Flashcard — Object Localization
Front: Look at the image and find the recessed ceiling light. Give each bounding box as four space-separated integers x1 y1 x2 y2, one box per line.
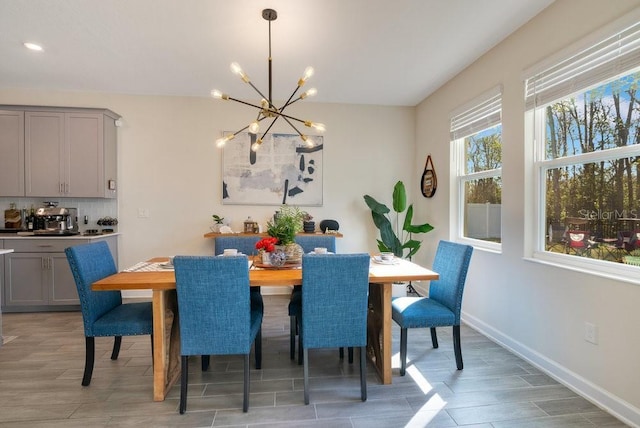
24 42 44 52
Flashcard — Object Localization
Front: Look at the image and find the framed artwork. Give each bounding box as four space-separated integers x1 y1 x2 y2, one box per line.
222 132 323 206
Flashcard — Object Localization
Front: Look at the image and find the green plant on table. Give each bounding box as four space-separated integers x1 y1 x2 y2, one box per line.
212 214 224 224
266 205 304 245
364 180 434 258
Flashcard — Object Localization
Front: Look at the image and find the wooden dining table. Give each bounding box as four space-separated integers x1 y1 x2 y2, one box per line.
92 256 438 401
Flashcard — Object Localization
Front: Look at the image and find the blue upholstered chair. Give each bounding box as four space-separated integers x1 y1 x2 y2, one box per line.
173 255 263 414
391 241 473 375
288 235 337 363
65 241 153 386
301 253 369 404
212 236 264 370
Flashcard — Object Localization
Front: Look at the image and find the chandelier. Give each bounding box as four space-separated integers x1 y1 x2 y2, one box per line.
212 8 325 152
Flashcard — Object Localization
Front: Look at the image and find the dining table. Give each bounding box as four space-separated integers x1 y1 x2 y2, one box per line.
92 255 438 401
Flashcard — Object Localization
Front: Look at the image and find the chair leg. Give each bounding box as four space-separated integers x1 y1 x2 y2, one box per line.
289 316 296 360
348 347 354 364
150 335 154 368
359 346 367 401
201 355 210 371
82 336 95 386
399 328 407 376
297 321 303 365
453 325 463 370
179 355 188 414
110 336 122 360
339 347 344 359
243 354 250 412
255 328 262 370
430 327 439 348
303 348 310 405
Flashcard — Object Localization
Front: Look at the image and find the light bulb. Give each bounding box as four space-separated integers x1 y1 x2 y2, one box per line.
24 42 43 51
304 121 326 132
216 134 235 148
249 121 260 134
230 62 249 82
301 135 314 148
300 88 317 99
298 66 315 86
211 89 229 100
251 139 263 152
312 122 326 132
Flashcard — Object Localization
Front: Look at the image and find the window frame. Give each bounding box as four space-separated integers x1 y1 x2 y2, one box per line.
524 10 640 284
450 86 503 252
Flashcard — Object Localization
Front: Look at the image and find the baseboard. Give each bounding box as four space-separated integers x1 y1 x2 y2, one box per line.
462 312 640 427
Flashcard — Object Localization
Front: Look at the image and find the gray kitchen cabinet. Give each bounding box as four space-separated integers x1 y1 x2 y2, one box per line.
2 235 118 312
0 110 25 196
0 105 119 198
25 109 119 198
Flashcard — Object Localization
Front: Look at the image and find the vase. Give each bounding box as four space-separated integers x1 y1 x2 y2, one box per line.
275 243 303 262
261 251 270 264
269 249 286 267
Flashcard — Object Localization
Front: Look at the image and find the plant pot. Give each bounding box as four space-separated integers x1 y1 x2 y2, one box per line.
303 221 315 233
279 243 303 262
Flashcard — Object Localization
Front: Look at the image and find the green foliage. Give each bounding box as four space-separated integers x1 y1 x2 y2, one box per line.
266 205 304 245
364 181 434 258
212 214 224 224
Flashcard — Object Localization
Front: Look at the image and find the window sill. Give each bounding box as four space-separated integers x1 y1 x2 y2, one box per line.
525 251 640 286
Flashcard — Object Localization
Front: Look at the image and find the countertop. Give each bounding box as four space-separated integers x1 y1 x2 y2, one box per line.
0 232 121 240
0 249 14 255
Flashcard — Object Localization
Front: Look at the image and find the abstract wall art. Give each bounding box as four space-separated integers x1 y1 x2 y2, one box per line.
222 132 323 206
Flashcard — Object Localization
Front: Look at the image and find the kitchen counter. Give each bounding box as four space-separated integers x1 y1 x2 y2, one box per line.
0 232 120 240
0 249 14 255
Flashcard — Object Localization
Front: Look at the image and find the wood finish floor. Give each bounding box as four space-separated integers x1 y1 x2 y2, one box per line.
0 294 628 427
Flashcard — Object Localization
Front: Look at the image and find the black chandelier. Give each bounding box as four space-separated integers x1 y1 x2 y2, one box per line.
212 8 325 152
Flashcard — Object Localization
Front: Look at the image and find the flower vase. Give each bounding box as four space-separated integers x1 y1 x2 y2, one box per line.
269 249 286 267
283 242 303 263
261 251 271 264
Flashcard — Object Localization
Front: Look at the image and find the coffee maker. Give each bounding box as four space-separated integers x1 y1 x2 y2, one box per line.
33 202 79 235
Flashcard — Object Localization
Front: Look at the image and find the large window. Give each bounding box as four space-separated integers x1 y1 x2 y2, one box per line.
526 15 640 277
451 87 502 249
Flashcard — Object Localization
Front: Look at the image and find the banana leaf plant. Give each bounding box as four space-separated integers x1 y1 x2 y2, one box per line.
364 181 434 258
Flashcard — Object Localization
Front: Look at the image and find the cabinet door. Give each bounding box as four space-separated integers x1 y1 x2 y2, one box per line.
25 112 65 197
4 253 48 306
66 113 104 197
0 110 25 196
49 253 79 305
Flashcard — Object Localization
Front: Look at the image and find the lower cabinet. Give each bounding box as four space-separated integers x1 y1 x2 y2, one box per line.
2 235 118 312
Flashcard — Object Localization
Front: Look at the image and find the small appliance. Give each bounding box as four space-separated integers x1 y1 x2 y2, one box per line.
33 204 79 235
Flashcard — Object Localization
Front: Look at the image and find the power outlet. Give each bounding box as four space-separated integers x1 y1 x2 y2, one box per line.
584 322 598 344
137 208 150 218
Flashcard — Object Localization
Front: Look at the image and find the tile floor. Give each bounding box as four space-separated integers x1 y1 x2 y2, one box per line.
0 295 629 427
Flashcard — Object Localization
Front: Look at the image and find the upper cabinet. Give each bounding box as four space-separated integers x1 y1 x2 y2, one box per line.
0 110 25 196
0 106 120 198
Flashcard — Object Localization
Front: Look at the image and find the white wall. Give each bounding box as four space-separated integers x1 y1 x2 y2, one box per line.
0 88 417 273
414 0 640 425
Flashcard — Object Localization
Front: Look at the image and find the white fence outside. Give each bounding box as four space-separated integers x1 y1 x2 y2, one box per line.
466 203 501 240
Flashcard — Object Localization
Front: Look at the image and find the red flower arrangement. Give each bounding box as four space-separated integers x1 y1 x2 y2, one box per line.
255 236 279 253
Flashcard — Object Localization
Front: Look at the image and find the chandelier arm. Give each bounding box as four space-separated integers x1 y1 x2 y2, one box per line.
246 82 273 107
274 111 306 125
280 86 302 112
281 116 305 138
280 95 304 110
227 97 266 110
258 117 281 143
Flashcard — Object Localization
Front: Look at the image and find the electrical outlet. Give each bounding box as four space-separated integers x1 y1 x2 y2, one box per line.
584 322 598 344
137 208 150 218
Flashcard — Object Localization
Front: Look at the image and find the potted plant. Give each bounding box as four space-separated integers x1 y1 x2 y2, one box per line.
266 205 305 261
302 211 315 233
211 214 225 233
364 180 434 258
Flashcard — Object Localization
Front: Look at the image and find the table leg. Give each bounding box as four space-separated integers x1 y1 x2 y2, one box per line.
152 289 181 401
367 282 392 384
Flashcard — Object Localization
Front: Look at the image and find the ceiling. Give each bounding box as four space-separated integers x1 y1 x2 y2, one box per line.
0 0 554 107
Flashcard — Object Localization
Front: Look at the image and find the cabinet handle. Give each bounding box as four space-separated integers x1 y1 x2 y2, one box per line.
59 182 63 193
37 244 53 248
65 182 69 194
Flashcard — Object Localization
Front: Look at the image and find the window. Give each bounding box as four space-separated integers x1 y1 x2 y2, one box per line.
451 87 502 250
525 13 640 278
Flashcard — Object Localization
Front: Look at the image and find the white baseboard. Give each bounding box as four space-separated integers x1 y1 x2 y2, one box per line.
462 312 640 428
